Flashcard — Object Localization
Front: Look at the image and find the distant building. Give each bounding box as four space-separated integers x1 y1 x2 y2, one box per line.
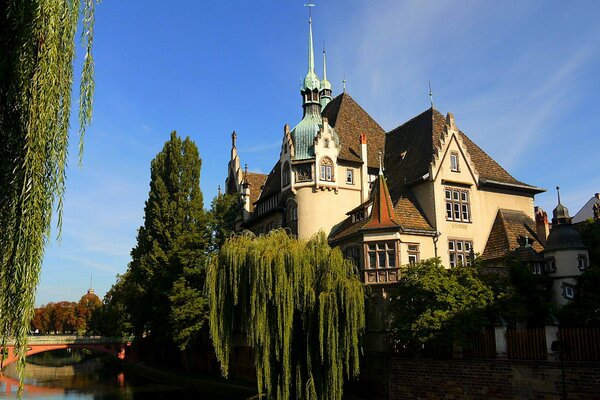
572 193 600 224
224 14 588 305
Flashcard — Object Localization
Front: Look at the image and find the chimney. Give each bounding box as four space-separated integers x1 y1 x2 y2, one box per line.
535 206 549 246
360 133 369 203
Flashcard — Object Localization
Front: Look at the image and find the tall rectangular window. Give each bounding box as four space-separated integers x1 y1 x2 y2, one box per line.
346 169 354 184
320 165 333 181
450 152 459 172
407 244 419 265
448 239 472 267
445 188 470 222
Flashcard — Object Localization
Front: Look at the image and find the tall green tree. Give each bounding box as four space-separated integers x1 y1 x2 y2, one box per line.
124 132 210 346
389 258 493 349
207 230 365 400
0 0 97 378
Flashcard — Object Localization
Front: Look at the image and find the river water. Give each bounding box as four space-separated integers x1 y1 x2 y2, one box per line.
0 349 250 399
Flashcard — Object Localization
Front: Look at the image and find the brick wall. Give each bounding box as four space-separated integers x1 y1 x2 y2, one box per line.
388 357 600 400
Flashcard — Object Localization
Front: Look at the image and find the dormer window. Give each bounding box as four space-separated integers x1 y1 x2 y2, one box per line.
320 157 334 181
351 209 365 223
450 152 459 172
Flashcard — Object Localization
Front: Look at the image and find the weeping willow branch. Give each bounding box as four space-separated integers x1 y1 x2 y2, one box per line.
207 230 365 400
0 0 98 385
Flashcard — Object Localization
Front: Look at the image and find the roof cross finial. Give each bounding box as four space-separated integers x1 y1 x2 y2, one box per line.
304 1 315 19
556 186 562 205
378 149 384 176
429 81 434 109
343 74 346 92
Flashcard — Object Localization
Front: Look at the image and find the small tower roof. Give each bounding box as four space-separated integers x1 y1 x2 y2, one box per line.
321 48 332 90
547 186 585 251
363 154 400 230
552 186 571 224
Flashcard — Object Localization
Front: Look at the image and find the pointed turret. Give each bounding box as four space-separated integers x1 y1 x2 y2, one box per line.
363 151 400 230
302 17 320 94
291 15 323 160
320 48 333 109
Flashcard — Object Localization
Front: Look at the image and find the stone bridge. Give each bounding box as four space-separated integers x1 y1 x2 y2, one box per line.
0 335 134 368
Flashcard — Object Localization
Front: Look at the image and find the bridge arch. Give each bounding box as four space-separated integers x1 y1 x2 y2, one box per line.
1 336 132 368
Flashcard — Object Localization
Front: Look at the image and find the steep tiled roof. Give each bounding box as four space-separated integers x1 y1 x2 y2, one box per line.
322 93 385 168
384 108 539 198
244 172 268 211
255 161 281 204
481 209 544 261
393 186 435 232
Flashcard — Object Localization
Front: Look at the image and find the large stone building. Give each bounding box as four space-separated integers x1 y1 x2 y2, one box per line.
225 15 588 304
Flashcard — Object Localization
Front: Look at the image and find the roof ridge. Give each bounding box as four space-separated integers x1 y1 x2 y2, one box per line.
387 108 434 135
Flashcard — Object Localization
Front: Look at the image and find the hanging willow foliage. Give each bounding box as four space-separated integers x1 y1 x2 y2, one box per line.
0 0 97 382
207 230 365 400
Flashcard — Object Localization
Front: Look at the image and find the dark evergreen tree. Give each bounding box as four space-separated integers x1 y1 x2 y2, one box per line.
124 131 210 345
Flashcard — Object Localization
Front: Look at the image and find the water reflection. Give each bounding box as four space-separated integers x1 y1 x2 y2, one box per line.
0 349 243 399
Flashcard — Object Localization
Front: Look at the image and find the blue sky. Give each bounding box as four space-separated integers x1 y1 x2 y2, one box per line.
38 1 600 305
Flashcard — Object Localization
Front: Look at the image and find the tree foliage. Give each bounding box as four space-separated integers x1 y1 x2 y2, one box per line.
91 273 134 337
0 0 97 378
389 258 493 348
208 192 242 252
108 132 210 348
31 292 101 335
207 230 365 400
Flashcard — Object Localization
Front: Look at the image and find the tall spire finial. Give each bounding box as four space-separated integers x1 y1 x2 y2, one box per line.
323 45 327 81
429 81 434 109
343 74 346 92
231 131 237 149
556 186 561 205
305 2 315 74
218 185 222 197
378 149 384 176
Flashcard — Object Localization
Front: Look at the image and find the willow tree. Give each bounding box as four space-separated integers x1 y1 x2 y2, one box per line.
0 0 97 377
207 230 365 400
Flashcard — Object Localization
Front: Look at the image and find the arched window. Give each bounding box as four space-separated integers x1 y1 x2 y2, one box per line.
319 157 334 182
282 162 291 187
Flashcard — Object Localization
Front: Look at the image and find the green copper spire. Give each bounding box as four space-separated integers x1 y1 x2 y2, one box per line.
321 48 331 90
303 17 320 91
320 47 333 109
